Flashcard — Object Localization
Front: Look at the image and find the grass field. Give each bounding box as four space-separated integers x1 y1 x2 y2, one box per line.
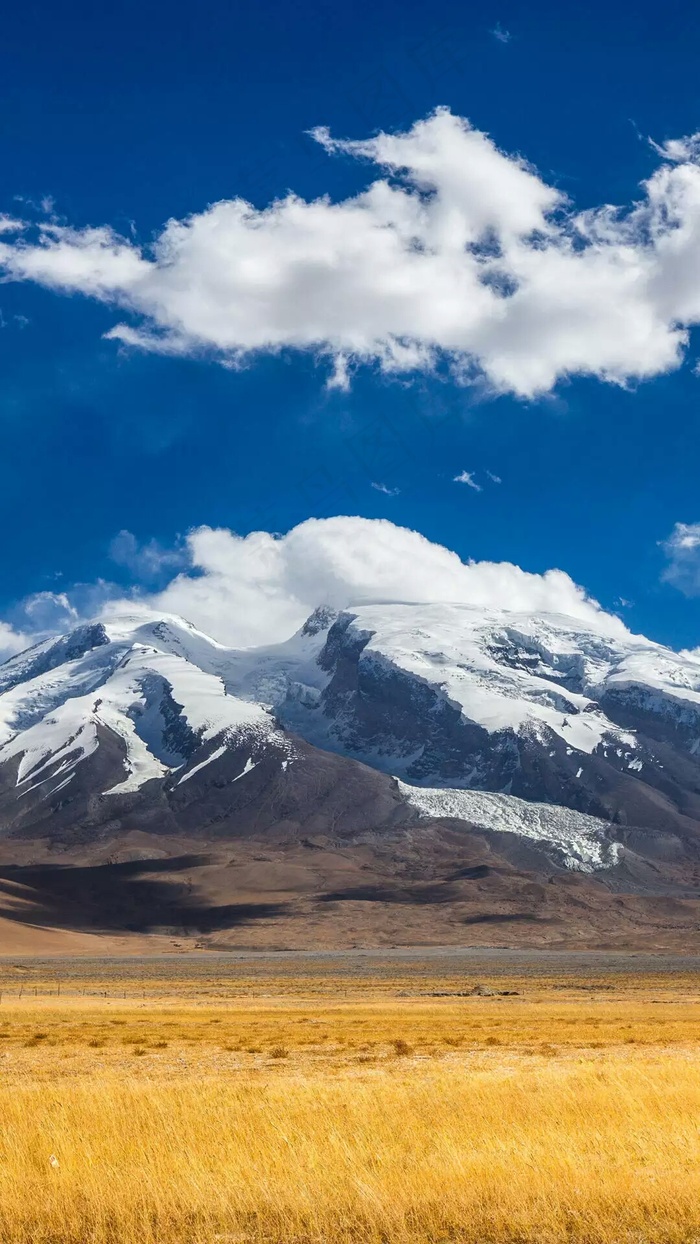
2 955 700 1243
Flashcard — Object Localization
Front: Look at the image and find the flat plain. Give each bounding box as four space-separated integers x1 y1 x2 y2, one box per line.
2 948 700 1244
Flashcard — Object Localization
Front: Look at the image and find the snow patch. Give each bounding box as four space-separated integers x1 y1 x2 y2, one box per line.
177 744 228 785
232 757 257 783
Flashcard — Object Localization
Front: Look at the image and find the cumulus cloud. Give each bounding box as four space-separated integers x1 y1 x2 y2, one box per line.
3 109 700 397
130 516 628 647
0 518 627 654
661 521 700 595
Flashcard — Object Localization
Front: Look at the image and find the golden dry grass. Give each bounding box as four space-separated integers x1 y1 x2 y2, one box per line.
2 967 700 1242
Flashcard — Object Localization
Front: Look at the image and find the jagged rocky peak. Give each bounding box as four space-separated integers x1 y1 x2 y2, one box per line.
300 604 338 636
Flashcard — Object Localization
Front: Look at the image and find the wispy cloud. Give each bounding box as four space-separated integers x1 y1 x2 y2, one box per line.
660 521 700 595
109 529 189 585
371 482 400 496
486 470 502 484
491 22 511 43
22 591 79 630
0 309 30 330
453 470 482 491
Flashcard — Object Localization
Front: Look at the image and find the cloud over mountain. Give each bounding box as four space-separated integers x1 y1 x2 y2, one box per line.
133 516 627 648
0 620 28 664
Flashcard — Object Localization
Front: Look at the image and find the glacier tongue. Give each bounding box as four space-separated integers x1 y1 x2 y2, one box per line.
397 781 622 872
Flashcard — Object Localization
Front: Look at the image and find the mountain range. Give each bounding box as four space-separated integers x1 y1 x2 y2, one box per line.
2 601 700 951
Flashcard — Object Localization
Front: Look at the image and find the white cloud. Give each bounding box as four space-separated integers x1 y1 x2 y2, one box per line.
454 470 482 490
649 135 700 163
8 581 125 643
661 521 700 594
3 109 700 397
0 620 29 663
486 470 502 484
0 517 629 655
22 591 79 631
134 516 628 647
371 482 400 496
0 216 23 235
491 23 511 43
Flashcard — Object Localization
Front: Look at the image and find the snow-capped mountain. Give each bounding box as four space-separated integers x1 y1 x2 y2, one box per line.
251 601 700 764
225 603 700 837
0 609 408 848
2 601 700 878
0 612 284 796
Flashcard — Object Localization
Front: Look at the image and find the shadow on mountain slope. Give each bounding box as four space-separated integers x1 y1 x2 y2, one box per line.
0 856 289 933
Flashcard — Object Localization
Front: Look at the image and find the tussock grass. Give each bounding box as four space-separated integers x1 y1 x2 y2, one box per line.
1 972 700 1241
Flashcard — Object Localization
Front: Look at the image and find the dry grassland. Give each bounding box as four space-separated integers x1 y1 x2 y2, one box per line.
1 959 700 1243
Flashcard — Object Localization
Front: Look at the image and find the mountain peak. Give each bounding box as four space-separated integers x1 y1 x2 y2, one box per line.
300 605 338 637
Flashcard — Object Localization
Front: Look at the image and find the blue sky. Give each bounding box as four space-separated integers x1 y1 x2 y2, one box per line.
1 0 700 651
